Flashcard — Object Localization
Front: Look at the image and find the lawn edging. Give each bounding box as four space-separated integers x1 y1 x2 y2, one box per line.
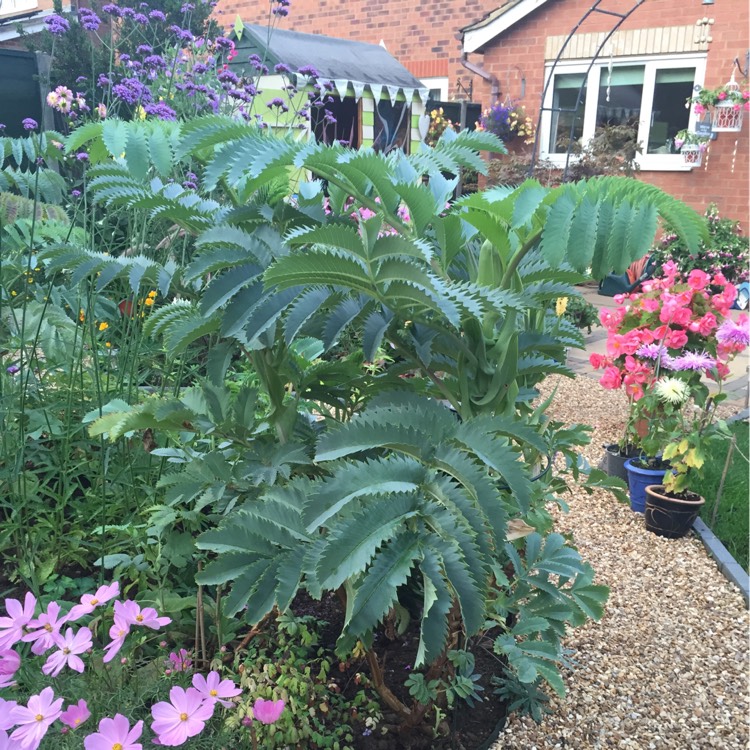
692 408 749 607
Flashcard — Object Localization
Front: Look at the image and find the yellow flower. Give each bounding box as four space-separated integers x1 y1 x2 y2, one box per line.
10 291 17 297
144 297 154 307
105 342 112 348
555 297 569 316
135 105 146 121
99 321 109 332
147 290 157 298
79 309 85 323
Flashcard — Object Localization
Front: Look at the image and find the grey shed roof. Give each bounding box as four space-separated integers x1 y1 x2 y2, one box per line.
231 24 426 95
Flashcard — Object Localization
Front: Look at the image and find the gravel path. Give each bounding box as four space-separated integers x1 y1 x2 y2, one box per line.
493 375 749 750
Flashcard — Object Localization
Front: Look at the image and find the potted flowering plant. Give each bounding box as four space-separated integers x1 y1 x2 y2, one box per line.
590 261 749 521
689 76 749 132
476 99 535 144
673 129 710 167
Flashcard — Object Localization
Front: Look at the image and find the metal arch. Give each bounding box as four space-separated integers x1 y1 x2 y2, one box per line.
527 0 647 181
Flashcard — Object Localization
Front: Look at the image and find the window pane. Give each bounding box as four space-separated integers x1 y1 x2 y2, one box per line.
596 65 644 132
549 73 586 153
647 67 695 154
373 99 410 154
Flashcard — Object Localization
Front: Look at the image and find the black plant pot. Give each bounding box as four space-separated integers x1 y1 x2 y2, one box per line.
644 484 705 539
601 443 639 481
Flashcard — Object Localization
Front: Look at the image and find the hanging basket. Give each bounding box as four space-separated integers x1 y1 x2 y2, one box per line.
680 144 704 167
711 101 744 132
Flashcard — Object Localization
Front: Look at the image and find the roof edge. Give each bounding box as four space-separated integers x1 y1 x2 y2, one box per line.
462 0 554 54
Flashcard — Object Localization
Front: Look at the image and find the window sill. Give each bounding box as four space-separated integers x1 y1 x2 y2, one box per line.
540 154 697 173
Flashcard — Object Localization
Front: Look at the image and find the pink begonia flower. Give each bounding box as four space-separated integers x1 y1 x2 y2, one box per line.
665 328 688 350
599 365 622 390
167 648 192 673
192 671 242 708
0 650 21 689
67 582 119 622
9 687 63 749
116 600 171 630
687 269 710 291
717 91 727 100
83 714 143 750
60 699 91 730
0 593 37 650
42 626 92 677
252 697 285 724
0 698 18 730
102 618 130 664
22 601 68 655
150 686 214 746
693 103 706 115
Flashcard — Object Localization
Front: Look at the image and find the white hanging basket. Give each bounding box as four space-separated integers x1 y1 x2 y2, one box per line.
681 144 704 167
711 101 744 132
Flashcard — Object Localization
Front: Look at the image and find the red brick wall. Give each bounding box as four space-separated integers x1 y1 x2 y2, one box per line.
214 0 499 98
477 0 749 227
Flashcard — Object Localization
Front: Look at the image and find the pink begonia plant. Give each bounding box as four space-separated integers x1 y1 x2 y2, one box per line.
60 699 91 730
150 686 214 746
83 714 143 750
9 687 63 749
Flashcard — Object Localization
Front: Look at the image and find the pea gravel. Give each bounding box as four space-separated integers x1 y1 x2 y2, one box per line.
493 375 750 750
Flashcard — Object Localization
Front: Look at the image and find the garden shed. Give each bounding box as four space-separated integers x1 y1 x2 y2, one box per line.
229 23 429 153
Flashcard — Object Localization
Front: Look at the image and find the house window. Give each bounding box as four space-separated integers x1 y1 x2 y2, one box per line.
541 55 706 170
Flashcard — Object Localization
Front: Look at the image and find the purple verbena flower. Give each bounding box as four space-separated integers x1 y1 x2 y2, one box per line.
267 97 285 108
102 3 122 16
149 9 167 21
143 54 167 69
97 73 112 87
6 365 20 375
274 62 292 75
22 118 37 131
76 152 89 162
78 7 101 30
112 78 152 105
136 44 153 54
144 101 177 120
45 14 70 35
298 64 320 77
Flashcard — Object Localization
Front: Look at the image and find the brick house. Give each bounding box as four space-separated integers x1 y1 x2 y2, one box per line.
461 0 749 225
219 0 748 225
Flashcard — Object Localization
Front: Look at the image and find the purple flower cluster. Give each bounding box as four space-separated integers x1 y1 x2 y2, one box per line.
112 77 152 106
272 0 291 16
78 7 101 31
45 14 70 35
144 102 177 121
22 118 38 131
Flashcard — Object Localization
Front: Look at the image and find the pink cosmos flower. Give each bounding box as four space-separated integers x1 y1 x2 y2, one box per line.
150 686 214 746
0 650 20 689
0 729 22 750
116 600 171 630
252 697 285 724
60 699 91 730
192 671 242 708
22 601 68 655
84 714 143 750
9 687 63 749
67 582 119 622
102 618 130 664
0 593 37 650
0 698 18 730
167 648 192 673
42 626 92 677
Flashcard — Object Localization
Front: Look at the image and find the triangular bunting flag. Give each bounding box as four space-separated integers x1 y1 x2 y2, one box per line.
369 83 383 103
333 79 350 100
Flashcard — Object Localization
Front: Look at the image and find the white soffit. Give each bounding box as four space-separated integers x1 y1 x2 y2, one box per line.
463 0 553 54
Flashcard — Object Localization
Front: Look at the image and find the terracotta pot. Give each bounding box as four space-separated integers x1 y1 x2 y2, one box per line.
644 484 705 539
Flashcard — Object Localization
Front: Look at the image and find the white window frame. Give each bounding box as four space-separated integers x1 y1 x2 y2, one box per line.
420 77 449 101
539 53 707 172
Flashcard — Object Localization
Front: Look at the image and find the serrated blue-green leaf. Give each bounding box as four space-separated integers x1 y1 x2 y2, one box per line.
395 182 437 235
317 494 418 590
362 309 393 361
346 532 421 636
607 200 634 274
285 224 366 258
242 287 301 346
222 560 273 617
322 297 365 349
510 180 548 228
124 126 149 181
305 456 426 530
265 250 373 293
128 261 148 293
196 516 276 555
416 546 453 667
568 577 608 622
284 287 333 344
625 202 658 265
511 615 553 636
440 543 484 635
217 281 264 339
539 191 577 268
148 126 173 177
200 264 261 317
567 195 599 270
196 552 259 585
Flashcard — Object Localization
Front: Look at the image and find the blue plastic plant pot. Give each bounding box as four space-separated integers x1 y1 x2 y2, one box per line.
624 458 668 513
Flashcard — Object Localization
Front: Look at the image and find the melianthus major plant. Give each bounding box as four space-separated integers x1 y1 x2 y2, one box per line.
23 112 703 738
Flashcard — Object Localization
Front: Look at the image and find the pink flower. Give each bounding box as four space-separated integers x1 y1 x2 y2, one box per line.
22 601 68 655
102 618 130 664
665 329 688 349
641 297 660 313
252 697 285 725
687 269 710 291
0 698 18 730
693 103 706 116
167 649 192 673
599 365 622 390
42 626 92 677
84 714 143 750
150 686 214 746
9 687 63 750
60 700 91 730
744 101 750 111
0 593 37 650
717 91 727 100
192 671 242 708
589 352 606 369
67 582 119 622
116 600 171 630
0 650 20 689
0 729 21 749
